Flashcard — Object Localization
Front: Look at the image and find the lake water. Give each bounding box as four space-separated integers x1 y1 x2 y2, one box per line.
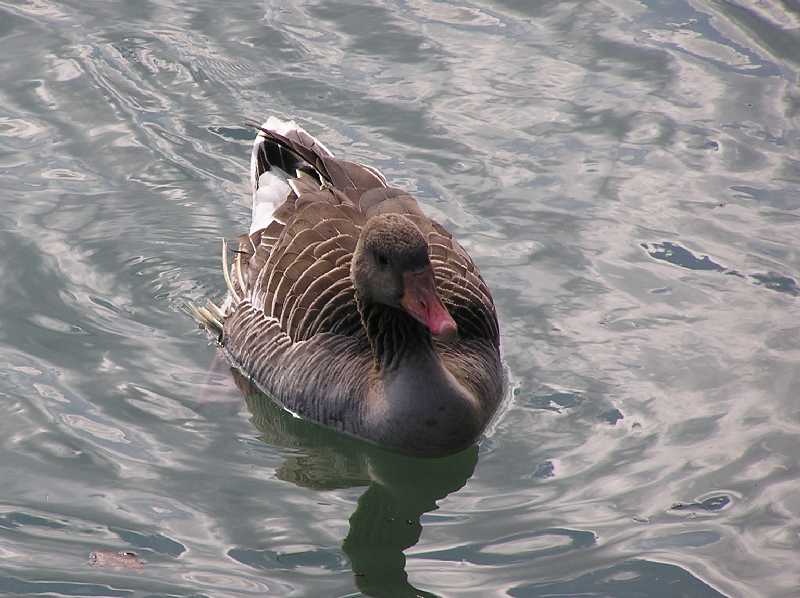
1 0 799 596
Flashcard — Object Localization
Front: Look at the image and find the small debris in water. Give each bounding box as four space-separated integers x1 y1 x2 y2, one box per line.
670 494 732 513
533 460 555 479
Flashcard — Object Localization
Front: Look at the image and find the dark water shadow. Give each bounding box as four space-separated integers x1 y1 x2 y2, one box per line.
232 371 478 598
642 240 800 297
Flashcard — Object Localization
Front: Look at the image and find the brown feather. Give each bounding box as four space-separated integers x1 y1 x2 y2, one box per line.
209 118 503 457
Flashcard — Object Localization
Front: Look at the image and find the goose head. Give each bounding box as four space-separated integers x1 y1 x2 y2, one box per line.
352 214 457 340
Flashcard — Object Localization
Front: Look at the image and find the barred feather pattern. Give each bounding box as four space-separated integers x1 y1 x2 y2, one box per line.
194 117 503 455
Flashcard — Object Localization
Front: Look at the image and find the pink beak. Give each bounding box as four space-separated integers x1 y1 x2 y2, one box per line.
400 268 458 340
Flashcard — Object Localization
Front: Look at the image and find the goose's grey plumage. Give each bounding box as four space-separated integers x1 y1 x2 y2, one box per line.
195 117 503 456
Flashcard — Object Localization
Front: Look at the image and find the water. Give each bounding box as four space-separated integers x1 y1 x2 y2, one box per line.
1 0 799 596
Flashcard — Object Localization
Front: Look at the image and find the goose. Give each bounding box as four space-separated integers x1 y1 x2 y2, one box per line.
193 117 503 457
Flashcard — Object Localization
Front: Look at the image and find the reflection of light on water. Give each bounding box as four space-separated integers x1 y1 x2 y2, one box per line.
0 0 798 595
479 363 516 444
480 531 573 555
62 414 129 444
33 383 68 404
283 405 303 420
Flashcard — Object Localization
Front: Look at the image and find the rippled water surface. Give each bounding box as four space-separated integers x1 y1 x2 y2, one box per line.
2 0 800 596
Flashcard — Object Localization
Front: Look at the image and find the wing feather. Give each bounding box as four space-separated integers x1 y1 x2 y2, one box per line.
221 118 498 396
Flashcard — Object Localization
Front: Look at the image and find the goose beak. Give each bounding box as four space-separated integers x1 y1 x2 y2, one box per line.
401 269 458 340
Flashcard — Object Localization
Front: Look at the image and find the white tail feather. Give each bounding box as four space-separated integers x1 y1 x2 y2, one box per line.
249 116 334 234
251 172 290 232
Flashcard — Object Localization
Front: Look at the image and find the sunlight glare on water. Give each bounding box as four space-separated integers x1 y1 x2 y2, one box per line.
1 0 799 596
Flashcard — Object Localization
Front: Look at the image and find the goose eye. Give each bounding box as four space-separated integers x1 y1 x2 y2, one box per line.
376 253 389 267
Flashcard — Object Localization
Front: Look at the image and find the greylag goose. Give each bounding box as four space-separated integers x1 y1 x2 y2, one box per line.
194 117 503 456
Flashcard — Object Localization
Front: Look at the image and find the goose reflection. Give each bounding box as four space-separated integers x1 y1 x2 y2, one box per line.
233 370 478 597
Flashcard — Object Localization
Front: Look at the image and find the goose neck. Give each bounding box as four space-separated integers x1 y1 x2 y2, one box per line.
357 298 435 371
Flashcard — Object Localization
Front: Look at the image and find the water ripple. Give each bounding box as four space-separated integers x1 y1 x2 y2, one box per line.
0 0 799 595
